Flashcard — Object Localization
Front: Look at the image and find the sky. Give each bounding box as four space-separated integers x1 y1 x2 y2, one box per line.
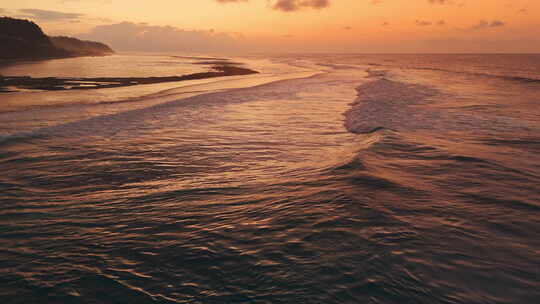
1 0 539 53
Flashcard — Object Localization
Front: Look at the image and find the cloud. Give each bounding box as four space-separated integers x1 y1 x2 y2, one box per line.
272 0 330 11
18 8 82 21
216 0 330 11
217 0 456 11
415 20 432 26
428 0 454 4
415 19 446 27
79 22 242 52
470 20 506 30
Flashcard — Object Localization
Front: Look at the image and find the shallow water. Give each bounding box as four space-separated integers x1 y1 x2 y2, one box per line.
1 54 539 303
0 54 215 78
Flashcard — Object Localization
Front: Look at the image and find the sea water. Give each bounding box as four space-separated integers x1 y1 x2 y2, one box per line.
1 53 539 303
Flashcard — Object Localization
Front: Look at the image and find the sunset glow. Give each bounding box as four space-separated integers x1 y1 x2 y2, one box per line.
2 0 539 53
2 0 540 302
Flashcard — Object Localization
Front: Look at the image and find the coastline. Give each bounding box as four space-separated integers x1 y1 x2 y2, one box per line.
0 65 258 93
0 55 317 115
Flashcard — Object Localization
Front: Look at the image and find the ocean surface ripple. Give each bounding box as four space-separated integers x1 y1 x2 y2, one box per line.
1 54 539 304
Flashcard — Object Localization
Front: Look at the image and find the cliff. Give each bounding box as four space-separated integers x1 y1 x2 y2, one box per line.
0 17 113 60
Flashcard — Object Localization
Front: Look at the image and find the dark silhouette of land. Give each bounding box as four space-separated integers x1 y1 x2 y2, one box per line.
0 17 113 61
0 66 258 93
0 17 259 93
49 36 114 57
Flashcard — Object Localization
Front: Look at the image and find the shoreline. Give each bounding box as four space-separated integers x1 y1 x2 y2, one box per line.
0 65 259 93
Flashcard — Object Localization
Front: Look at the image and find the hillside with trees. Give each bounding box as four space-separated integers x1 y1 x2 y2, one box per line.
0 17 113 60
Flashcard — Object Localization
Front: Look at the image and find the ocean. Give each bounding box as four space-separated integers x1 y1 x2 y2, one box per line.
1 53 539 303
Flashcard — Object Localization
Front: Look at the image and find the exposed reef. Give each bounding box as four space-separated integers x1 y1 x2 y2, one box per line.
0 66 259 93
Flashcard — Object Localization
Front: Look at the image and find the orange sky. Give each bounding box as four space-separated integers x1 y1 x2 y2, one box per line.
2 0 539 53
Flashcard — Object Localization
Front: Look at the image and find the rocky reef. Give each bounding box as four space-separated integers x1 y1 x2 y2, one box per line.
0 66 258 93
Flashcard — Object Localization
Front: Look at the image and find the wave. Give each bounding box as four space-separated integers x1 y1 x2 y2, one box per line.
413 66 540 84
0 69 324 142
344 67 540 136
0 131 44 146
340 59 540 84
365 69 388 78
344 77 439 134
316 63 362 70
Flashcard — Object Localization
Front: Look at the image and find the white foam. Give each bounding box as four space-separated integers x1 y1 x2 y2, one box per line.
344 77 438 134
